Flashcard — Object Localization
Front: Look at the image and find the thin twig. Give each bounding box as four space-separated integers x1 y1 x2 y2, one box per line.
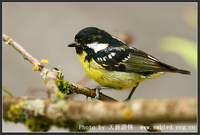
3 34 60 101
70 82 117 101
2 34 117 102
3 34 40 65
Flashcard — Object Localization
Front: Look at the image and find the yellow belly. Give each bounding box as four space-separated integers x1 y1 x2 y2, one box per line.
77 51 164 90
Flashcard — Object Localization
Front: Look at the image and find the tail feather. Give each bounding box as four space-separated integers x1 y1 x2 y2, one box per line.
158 62 191 75
176 69 191 75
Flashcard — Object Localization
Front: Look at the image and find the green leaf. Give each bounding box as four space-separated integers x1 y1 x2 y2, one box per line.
158 36 197 70
3 87 14 97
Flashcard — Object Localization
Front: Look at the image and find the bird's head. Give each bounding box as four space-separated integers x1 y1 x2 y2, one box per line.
68 27 125 54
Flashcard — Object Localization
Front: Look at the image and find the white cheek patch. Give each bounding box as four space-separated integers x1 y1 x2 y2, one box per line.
87 42 108 53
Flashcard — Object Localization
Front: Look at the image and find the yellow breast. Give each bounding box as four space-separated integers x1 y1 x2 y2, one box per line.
77 51 152 90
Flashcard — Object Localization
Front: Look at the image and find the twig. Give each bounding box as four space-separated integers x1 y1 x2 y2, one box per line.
3 34 40 65
69 82 117 101
63 74 90 99
2 34 117 102
3 34 60 102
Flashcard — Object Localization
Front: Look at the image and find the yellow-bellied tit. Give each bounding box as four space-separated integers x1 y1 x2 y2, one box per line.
68 27 190 100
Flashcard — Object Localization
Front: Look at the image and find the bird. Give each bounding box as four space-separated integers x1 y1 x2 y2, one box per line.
68 27 190 100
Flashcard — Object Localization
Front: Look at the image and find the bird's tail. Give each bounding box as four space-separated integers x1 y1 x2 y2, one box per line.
158 62 191 75
176 69 191 75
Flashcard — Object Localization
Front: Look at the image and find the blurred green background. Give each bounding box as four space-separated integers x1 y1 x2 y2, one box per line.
2 2 197 132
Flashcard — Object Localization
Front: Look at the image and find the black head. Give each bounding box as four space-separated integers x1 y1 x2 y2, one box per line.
68 27 113 47
76 27 113 44
68 27 127 56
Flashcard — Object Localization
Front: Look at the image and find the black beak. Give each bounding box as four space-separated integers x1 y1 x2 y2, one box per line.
68 41 81 47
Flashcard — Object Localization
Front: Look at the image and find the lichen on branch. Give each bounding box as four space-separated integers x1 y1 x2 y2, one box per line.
3 96 197 132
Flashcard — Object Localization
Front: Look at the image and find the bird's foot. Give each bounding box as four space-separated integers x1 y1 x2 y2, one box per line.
91 86 114 99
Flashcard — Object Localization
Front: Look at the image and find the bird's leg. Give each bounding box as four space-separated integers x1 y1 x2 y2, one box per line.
91 86 114 99
125 84 139 101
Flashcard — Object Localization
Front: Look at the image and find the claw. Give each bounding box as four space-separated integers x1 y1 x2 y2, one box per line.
90 86 115 99
95 88 100 99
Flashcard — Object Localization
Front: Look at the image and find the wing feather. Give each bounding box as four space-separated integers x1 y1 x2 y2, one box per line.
94 45 179 74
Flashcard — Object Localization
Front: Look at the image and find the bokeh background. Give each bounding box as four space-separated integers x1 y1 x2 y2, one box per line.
2 2 197 132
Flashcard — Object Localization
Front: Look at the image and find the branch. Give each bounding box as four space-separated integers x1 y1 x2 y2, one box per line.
3 96 197 131
69 82 117 101
3 34 40 65
2 34 116 102
2 34 59 101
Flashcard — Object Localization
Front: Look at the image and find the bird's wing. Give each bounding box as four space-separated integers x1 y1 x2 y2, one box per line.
94 45 178 74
